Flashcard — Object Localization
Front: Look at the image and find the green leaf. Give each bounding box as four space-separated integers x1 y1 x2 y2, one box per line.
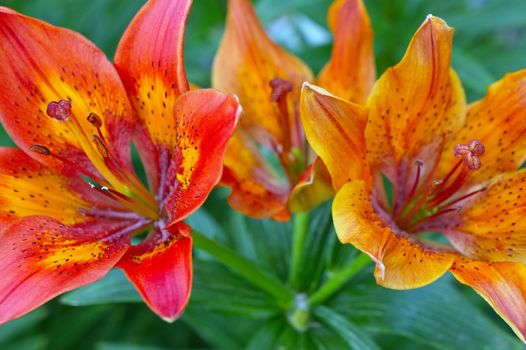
191 262 280 318
95 343 172 350
183 312 247 350
3 335 48 350
329 274 522 350
0 308 47 346
60 269 140 306
315 307 381 350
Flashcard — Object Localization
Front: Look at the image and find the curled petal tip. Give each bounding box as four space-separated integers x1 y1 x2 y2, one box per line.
161 316 179 323
302 82 332 97
423 14 452 30
232 94 243 125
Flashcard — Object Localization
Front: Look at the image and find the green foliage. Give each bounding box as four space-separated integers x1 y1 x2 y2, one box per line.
1 0 526 349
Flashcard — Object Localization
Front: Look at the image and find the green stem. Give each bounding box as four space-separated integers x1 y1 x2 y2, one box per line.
289 211 310 289
192 230 294 308
307 253 371 307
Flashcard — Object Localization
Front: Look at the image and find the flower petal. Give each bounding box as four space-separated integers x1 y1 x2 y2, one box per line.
118 222 192 322
212 0 313 146
0 7 134 172
440 70 526 184
289 157 334 213
450 258 526 342
365 16 466 174
444 170 526 262
115 0 190 98
300 83 370 191
114 0 192 191
0 148 94 226
0 216 130 324
333 180 454 289
222 132 291 221
316 0 375 104
162 89 240 223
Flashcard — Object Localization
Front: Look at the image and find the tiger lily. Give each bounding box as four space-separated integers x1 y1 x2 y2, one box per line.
301 15 526 341
213 0 375 220
0 0 239 324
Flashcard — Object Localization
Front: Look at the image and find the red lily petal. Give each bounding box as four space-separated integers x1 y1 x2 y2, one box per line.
0 147 96 226
162 89 239 223
118 222 192 322
115 0 190 98
0 7 134 173
317 0 375 104
451 258 526 342
222 131 291 221
114 0 191 192
0 216 130 324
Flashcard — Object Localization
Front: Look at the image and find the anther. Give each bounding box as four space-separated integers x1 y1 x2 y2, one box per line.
269 78 293 102
454 139 485 171
30 144 50 156
87 113 103 128
46 100 72 121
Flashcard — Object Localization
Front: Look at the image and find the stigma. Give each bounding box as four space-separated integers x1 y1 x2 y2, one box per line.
454 139 485 170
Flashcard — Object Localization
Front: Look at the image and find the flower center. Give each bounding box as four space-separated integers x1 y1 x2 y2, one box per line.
392 139 486 232
32 100 159 221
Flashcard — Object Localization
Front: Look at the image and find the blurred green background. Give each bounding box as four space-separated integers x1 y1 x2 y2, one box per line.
1 0 525 349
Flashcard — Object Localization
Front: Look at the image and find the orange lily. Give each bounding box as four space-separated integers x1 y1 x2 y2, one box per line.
301 14 526 341
0 0 239 323
212 0 375 220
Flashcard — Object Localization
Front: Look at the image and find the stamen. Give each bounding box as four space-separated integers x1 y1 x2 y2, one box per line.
87 112 103 128
269 77 298 183
44 100 160 220
46 100 72 121
32 143 106 185
408 160 423 200
396 139 486 231
93 135 110 158
410 207 460 230
440 187 487 209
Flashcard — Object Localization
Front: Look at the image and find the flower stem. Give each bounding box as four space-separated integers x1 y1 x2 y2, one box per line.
307 253 371 307
192 230 294 308
289 211 310 289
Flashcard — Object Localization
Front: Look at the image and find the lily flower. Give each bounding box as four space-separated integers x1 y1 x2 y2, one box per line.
301 15 526 341
213 0 375 220
0 0 239 324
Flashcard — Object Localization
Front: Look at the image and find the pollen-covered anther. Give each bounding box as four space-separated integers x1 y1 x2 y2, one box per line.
269 77 293 102
454 139 485 171
46 100 72 121
30 144 50 156
87 113 103 129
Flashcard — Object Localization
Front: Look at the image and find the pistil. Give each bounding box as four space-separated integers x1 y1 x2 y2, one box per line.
269 78 298 184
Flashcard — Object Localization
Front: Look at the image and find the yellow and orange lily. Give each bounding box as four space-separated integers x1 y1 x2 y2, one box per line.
0 0 239 323
213 0 375 220
301 14 526 341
